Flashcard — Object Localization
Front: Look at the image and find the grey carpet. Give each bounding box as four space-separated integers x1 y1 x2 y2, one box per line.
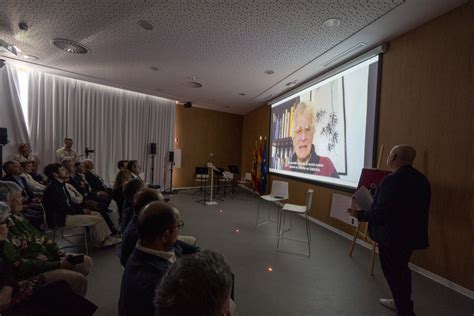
84 189 473 315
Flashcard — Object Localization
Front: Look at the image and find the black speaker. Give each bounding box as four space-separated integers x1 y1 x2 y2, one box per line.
183 102 192 109
168 151 174 162
150 143 157 155
0 128 7 145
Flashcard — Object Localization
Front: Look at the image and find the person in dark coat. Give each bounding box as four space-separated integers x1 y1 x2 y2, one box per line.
119 201 191 316
349 145 431 316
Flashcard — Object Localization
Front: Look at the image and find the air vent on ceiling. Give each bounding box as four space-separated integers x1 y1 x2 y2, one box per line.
51 38 89 54
187 81 202 88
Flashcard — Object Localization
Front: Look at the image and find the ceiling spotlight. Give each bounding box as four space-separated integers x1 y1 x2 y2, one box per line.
187 81 202 88
150 66 159 71
267 267 273 272
238 93 246 96
23 54 39 60
264 70 274 75
183 101 193 108
323 18 341 28
138 20 154 30
51 38 89 54
286 80 298 87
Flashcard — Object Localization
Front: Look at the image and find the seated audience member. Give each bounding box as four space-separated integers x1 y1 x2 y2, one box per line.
0 184 92 297
56 137 78 162
73 161 109 204
126 160 142 179
12 143 41 164
1 162 44 230
2 161 38 202
112 169 133 223
120 178 145 232
20 160 46 193
82 159 111 194
118 160 128 171
30 160 47 184
42 163 120 247
0 202 97 315
155 250 233 316
119 201 190 316
64 159 118 235
120 189 198 267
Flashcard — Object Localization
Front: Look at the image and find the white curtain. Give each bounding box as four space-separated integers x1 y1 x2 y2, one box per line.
0 65 30 162
27 70 176 186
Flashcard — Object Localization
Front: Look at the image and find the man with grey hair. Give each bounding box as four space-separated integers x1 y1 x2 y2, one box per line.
349 145 431 316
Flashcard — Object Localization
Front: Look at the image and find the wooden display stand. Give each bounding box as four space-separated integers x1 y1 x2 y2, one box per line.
349 145 391 275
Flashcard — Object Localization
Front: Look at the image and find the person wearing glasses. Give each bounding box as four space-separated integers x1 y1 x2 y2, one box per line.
120 189 199 267
119 201 196 316
286 102 339 178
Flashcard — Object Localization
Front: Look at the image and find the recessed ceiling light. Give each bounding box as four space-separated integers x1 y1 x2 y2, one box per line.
23 54 39 60
51 38 89 54
323 18 341 28
187 81 203 88
150 66 159 71
286 80 298 87
264 70 274 75
18 22 29 32
138 20 154 30
238 93 246 96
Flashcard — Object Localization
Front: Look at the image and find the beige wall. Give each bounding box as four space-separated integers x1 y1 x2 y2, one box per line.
174 104 243 188
241 2 473 290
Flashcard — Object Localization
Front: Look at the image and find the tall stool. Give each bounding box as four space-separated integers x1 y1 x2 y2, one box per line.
277 189 313 257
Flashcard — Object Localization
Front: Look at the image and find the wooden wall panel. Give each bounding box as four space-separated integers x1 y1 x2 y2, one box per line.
376 2 473 290
241 2 473 290
174 105 243 188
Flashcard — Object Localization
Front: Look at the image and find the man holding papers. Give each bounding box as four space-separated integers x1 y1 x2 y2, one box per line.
348 145 431 316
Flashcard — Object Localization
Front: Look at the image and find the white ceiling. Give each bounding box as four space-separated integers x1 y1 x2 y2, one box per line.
0 0 467 114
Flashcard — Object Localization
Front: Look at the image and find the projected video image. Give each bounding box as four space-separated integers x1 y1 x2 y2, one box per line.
269 56 379 189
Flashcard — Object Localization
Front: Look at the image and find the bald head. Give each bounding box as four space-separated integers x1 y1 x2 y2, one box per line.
137 201 180 243
387 145 416 170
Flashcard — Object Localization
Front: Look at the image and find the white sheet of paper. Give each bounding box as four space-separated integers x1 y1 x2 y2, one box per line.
352 186 373 211
330 194 357 226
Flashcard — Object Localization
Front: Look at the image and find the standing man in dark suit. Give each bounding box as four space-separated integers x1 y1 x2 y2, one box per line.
349 145 431 316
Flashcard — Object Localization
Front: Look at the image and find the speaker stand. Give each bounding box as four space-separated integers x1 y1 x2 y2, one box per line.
150 153 155 184
164 162 177 194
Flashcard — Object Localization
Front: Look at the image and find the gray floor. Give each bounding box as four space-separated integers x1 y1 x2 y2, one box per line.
84 189 473 316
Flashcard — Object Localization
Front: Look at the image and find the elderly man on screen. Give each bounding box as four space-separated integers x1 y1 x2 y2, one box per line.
348 145 430 316
286 102 339 178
